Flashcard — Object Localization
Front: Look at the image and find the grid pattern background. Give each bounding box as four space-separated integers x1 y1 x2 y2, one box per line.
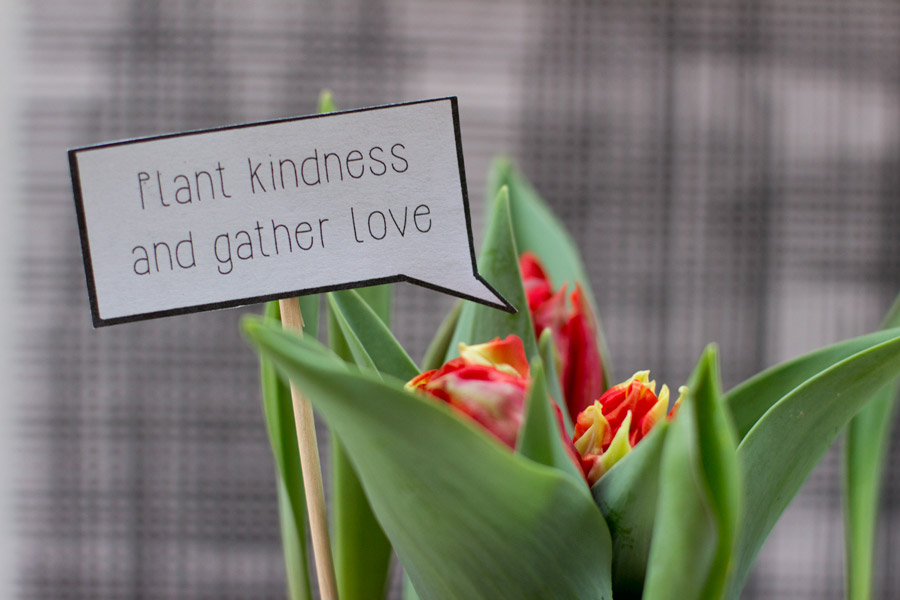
13 1 900 598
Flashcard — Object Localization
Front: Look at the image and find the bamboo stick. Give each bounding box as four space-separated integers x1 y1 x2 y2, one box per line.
278 297 339 600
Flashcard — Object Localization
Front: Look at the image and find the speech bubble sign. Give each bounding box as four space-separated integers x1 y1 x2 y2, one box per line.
69 97 513 327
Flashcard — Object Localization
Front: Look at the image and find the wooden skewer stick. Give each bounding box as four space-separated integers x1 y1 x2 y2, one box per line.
278 297 339 600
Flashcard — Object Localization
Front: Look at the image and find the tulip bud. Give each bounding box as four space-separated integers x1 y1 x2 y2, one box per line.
573 371 682 485
519 252 605 424
407 336 530 448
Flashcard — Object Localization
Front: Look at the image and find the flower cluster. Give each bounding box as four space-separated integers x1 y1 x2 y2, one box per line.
406 256 685 487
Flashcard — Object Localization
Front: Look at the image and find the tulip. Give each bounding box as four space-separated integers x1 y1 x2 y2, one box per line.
573 371 685 485
407 335 530 448
520 252 605 423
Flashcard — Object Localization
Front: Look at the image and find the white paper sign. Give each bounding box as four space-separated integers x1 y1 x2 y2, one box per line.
69 98 512 327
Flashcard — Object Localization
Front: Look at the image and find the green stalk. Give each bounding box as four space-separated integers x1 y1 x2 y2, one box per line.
261 299 315 600
843 291 900 600
277 475 312 600
328 284 393 600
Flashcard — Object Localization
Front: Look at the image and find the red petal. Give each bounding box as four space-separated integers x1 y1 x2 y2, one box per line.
561 285 605 424
460 335 531 378
519 251 551 283
573 406 596 440
413 362 528 449
407 368 439 389
630 384 659 423
598 387 630 430
532 285 570 334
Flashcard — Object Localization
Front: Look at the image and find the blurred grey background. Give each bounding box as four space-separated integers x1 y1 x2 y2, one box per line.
9 1 900 598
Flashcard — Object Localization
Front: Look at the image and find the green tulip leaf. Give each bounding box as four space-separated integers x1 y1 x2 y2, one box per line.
517 359 586 487
317 91 393 600
730 330 900 596
330 451 393 600
328 290 419 381
844 292 900 600
403 573 421 600
260 301 313 600
243 318 614 600
591 421 668 598
643 345 740 600
326 287 415 600
725 327 900 441
327 285 395 600
422 300 463 371
276 476 311 600
487 158 611 387
302 299 320 339
692 352 741 600
448 187 538 361
538 329 573 436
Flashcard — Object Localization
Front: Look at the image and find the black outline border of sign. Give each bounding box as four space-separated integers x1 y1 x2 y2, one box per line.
69 96 515 328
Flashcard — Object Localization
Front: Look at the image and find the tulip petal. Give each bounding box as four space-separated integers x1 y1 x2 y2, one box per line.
562 328 604 420
574 401 609 458
439 369 526 448
244 318 614 600
459 336 530 379
519 251 551 282
637 393 668 443
561 285 607 418
598 411 633 476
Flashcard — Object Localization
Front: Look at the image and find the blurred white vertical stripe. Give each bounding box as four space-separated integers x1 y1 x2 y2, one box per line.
0 0 22 597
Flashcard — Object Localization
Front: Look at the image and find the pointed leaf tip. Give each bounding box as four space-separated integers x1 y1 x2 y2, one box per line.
447 182 538 360
318 90 337 114
242 314 264 338
643 345 740 600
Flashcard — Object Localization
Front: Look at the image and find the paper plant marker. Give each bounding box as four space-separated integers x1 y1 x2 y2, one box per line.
69 97 512 327
278 297 339 600
68 97 514 600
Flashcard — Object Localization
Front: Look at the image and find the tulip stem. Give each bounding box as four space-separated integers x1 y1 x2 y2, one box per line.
278 297 340 600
